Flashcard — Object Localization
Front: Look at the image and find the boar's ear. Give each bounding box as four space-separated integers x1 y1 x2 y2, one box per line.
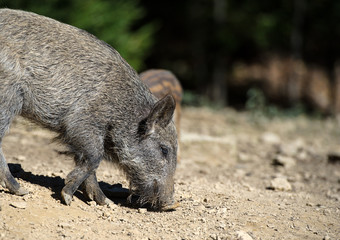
138 94 176 136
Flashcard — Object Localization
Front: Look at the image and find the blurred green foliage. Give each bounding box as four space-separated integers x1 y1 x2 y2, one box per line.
69 0 155 70
182 91 223 109
246 88 315 120
0 0 156 71
245 88 267 118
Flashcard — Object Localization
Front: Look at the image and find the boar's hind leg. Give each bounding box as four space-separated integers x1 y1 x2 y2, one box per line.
80 172 113 205
0 148 29 195
0 93 28 196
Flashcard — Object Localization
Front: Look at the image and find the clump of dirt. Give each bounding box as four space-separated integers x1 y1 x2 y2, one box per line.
1 107 339 239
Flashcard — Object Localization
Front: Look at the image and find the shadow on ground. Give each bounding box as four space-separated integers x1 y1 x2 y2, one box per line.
6 163 133 207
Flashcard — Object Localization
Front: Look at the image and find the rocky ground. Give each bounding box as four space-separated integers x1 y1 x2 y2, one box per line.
0 107 339 240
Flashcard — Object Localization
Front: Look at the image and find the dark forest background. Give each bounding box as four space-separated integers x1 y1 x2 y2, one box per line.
1 0 340 115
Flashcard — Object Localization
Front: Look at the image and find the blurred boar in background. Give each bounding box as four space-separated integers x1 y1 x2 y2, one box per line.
140 69 182 161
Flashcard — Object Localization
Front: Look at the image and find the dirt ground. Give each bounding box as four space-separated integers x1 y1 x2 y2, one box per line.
0 107 339 240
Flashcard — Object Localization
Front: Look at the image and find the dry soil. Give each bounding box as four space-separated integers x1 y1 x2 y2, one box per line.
0 107 339 240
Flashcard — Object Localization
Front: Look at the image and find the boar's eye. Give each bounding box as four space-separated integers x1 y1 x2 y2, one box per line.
160 145 169 158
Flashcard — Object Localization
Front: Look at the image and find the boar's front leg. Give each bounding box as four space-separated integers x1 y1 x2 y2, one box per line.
60 125 108 205
80 171 113 205
61 157 101 205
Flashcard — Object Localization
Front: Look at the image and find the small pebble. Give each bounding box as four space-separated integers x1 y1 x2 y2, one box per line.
235 231 253 240
260 132 281 145
273 155 296 169
102 211 110 218
238 152 252 163
280 140 304 156
10 201 27 209
107 203 117 210
16 155 27 162
269 177 292 191
138 208 147 213
323 209 331 216
197 205 206 211
58 222 72 229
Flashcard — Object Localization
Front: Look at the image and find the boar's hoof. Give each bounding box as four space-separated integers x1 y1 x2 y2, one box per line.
61 190 73 205
90 197 113 206
12 186 29 196
80 183 113 206
1 180 29 196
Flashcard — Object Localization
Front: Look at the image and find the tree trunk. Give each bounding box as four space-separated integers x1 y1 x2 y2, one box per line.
211 0 228 105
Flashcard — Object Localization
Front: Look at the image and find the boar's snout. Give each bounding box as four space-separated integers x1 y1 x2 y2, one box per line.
151 179 177 211
134 178 177 211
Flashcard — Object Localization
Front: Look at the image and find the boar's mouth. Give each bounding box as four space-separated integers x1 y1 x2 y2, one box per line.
160 201 180 211
128 179 177 211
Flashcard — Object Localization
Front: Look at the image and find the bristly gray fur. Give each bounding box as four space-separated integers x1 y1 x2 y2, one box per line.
0 9 177 210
